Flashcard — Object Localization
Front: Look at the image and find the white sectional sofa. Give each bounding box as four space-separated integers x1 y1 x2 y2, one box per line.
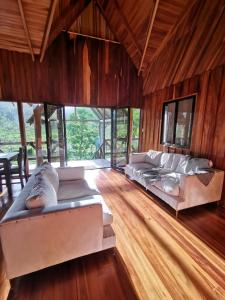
0 163 115 279
125 150 224 216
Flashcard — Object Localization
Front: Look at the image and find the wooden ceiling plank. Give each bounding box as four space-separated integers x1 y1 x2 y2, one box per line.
40 0 59 63
143 0 197 90
47 0 91 50
112 0 142 57
138 0 160 76
17 0 35 61
95 0 122 43
152 0 197 63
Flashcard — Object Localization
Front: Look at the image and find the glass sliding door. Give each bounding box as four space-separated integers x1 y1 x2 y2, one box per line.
44 104 66 167
111 108 129 168
131 108 141 152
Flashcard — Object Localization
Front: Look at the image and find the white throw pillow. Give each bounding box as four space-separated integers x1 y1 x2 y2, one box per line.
41 165 59 193
145 150 162 166
26 176 57 209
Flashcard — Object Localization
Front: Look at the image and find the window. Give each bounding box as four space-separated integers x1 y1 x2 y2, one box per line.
161 96 195 148
131 108 141 152
0 101 20 152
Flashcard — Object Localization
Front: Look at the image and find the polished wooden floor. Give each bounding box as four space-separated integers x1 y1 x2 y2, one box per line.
1 169 225 300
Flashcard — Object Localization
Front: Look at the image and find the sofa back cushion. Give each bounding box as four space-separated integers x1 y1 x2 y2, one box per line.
3 163 50 216
159 153 174 169
145 150 162 166
26 175 57 209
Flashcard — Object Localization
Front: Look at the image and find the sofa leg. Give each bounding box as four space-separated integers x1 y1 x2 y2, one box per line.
175 210 178 219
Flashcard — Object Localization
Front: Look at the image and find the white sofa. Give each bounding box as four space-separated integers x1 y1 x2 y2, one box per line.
125 150 224 216
0 163 115 279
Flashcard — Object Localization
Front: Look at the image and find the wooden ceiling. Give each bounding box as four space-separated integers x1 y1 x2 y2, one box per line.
0 0 224 95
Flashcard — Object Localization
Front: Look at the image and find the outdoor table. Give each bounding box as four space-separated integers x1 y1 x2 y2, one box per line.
0 152 19 197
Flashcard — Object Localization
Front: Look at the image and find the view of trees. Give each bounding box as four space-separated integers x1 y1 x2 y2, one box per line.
0 102 140 164
66 108 101 160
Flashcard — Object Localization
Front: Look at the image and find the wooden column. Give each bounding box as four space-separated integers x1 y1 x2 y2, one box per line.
34 106 43 166
57 108 65 167
17 102 29 176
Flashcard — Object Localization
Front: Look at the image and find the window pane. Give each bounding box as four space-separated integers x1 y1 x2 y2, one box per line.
23 103 47 168
162 102 175 144
65 107 101 161
131 108 140 152
175 98 194 147
0 102 20 152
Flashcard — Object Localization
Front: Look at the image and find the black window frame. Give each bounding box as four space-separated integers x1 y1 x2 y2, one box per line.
160 95 196 148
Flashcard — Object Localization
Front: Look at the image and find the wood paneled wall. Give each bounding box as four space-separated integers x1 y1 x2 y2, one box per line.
140 64 225 203
0 34 142 107
143 0 225 94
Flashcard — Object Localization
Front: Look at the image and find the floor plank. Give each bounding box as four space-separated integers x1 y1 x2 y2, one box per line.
8 249 137 300
94 169 225 300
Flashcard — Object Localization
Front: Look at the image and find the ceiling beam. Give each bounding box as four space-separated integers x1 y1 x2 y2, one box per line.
40 0 58 63
143 0 197 88
17 0 35 62
138 0 159 76
47 0 91 50
112 0 142 57
65 30 120 44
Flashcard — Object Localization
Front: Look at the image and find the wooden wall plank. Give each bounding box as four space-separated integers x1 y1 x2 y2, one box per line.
0 34 142 108
141 65 225 205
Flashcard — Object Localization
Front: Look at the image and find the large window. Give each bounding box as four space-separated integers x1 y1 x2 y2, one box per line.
161 96 195 148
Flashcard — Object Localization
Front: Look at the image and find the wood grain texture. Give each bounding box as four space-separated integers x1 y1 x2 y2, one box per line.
8 249 138 300
95 169 225 300
1 170 225 299
140 65 225 205
143 0 225 94
47 0 91 49
0 0 51 55
0 34 142 107
70 1 117 43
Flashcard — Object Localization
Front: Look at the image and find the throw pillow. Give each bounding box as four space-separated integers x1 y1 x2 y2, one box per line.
26 175 57 209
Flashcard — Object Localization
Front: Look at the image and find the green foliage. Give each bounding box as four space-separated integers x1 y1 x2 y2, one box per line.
66 108 100 160
0 103 141 161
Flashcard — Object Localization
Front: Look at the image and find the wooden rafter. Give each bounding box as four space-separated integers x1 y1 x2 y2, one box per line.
138 0 160 76
17 0 35 61
66 30 120 44
47 0 91 50
112 0 142 57
145 0 197 72
143 0 197 89
40 0 58 63
94 0 121 44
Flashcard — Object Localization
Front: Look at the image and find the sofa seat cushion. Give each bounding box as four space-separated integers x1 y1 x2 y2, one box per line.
59 195 113 226
57 179 99 201
151 173 181 196
130 162 154 171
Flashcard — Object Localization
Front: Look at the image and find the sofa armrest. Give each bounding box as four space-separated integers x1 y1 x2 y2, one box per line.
56 166 84 181
178 169 224 210
129 152 147 164
0 200 103 279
